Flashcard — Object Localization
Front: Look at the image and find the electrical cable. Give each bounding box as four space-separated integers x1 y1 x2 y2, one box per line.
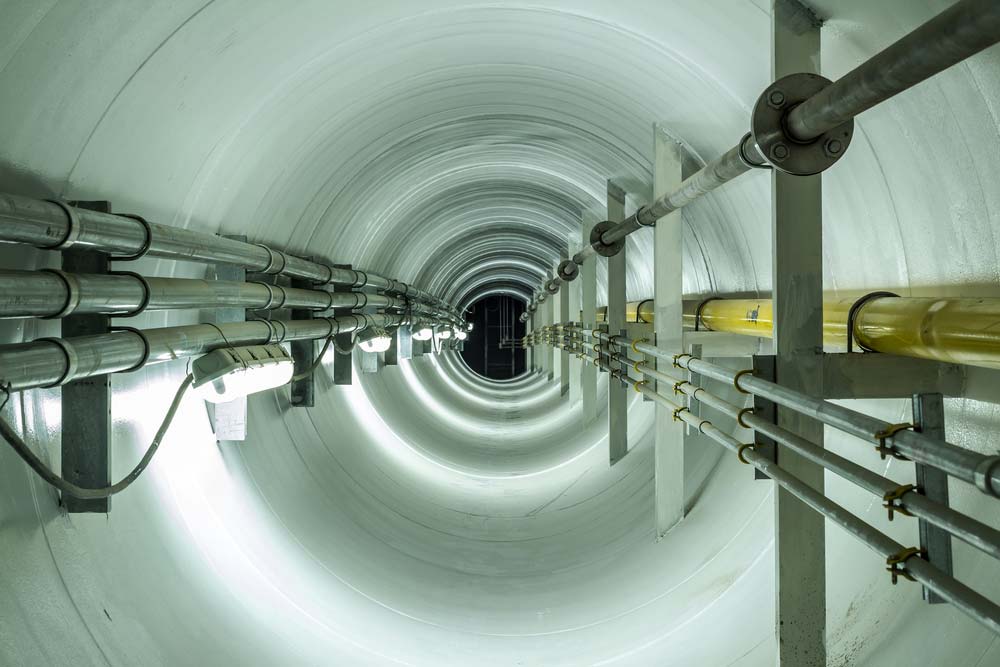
0 374 193 499
291 337 334 382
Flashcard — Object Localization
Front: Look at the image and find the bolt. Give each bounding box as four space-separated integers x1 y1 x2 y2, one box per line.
823 138 843 157
770 143 790 161
767 90 786 109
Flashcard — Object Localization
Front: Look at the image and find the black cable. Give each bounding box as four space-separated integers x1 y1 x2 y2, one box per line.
0 374 193 499
291 337 334 382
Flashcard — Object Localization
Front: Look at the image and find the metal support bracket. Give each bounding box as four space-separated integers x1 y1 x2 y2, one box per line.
751 355 777 481
289 263 316 407
912 393 953 604
332 263 354 385
60 200 112 513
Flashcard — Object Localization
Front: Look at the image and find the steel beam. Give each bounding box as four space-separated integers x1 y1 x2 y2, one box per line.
332 264 354 385
290 263 316 408
559 251 570 396
607 181 628 465
581 212 598 421
60 200 112 513
653 125 685 535
771 2 826 663
912 393 953 604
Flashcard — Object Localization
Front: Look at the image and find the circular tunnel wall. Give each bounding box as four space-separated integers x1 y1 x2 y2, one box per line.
1 1 999 665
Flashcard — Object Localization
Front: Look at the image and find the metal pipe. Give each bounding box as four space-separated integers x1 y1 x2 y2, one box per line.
675 353 1000 497
0 312 434 391
530 0 1000 309
0 269 431 318
631 359 1000 561
0 193 460 319
591 295 1000 371
571 343 1000 634
785 0 1000 141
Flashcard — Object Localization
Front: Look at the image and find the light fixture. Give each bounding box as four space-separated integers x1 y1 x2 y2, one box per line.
436 328 452 340
359 335 393 353
191 344 294 403
361 327 392 352
412 326 433 341
455 330 468 340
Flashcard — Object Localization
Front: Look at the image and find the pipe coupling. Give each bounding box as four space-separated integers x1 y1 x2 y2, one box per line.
39 269 82 319
37 337 79 387
41 200 82 250
974 456 1000 497
557 259 579 282
589 220 625 258
255 244 287 274
751 72 854 175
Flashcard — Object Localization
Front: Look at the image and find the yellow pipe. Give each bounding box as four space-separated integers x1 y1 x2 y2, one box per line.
584 296 1000 370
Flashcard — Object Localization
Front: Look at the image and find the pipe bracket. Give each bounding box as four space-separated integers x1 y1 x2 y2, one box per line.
974 456 1000 497
42 200 82 250
751 73 854 175
38 337 79 387
108 326 151 372
111 214 154 261
39 269 82 319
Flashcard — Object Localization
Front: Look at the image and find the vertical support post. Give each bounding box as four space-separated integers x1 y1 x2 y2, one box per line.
398 325 413 361
581 212 598 420
384 329 399 366
559 251 570 396
653 124 685 535
61 200 112 513
752 355 778 480
771 1 826 664
912 393 952 604
332 264 354 385
211 234 249 439
545 295 554 381
290 266 316 408
607 181 628 465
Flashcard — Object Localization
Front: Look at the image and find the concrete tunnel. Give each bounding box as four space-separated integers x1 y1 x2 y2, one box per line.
1 1 999 665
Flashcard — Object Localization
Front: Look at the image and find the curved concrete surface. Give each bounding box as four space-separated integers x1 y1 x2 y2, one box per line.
1 1 999 664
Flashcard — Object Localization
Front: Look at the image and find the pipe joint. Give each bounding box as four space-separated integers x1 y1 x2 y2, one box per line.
974 456 1000 498
751 73 854 175
589 220 625 258
37 337 79 387
39 269 82 319
41 200 82 250
556 259 579 282
255 244 288 274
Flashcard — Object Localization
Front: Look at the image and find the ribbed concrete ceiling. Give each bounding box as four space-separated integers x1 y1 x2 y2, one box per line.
1 1 999 665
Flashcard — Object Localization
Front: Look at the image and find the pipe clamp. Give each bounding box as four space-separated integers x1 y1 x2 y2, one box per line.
42 200 82 250
39 269 81 319
38 337 79 387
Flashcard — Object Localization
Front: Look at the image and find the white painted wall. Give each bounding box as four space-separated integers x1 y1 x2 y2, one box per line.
0 1 998 664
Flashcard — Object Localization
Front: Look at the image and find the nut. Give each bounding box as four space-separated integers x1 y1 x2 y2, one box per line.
767 90 786 109
770 143 790 162
823 138 843 157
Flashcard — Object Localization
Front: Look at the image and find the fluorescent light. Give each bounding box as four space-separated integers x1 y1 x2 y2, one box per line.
412 327 433 341
455 330 468 340
360 335 392 353
191 344 294 403
436 329 452 340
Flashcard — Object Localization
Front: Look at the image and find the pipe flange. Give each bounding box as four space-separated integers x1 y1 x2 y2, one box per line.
544 279 560 294
37 337 79 387
108 326 151 372
39 269 81 319
112 214 154 261
751 73 854 175
557 259 579 282
589 220 625 257
42 200 82 250
974 456 1000 497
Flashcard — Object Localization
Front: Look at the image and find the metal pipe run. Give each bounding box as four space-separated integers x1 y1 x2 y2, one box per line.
0 269 427 318
570 344 1000 636
0 193 460 319
0 312 432 391
573 295 1000 371
672 353 1000 498
629 359 1000 562
785 0 1000 141
527 0 1000 310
